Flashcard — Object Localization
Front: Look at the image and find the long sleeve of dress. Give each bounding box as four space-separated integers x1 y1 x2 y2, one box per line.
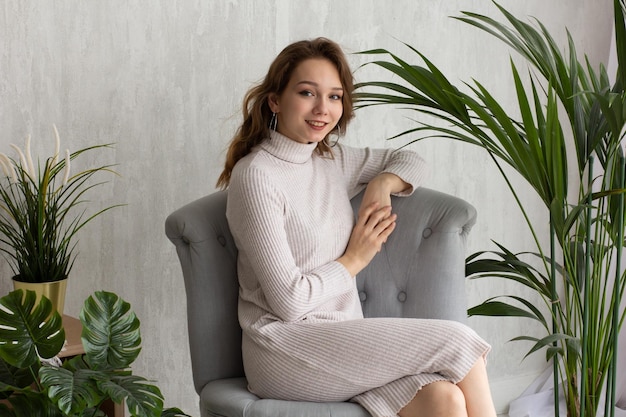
334 144 428 198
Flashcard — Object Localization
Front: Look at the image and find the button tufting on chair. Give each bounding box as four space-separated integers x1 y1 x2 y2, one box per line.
217 236 227 247
397 292 407 302
359 291 367 302
422 228 432 238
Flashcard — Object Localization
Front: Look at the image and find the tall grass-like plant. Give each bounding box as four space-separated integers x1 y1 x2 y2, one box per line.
354 1 626 416
0 125 121 283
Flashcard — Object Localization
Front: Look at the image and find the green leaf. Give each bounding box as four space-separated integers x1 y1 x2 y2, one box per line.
80 291 141 370
3 389 64 417
161 408 192 417
468 298 540 321
99 375 164 417
39 364 104 415
0 357 36 396
0 290 65 368
0 403 13 417
526 333 577 357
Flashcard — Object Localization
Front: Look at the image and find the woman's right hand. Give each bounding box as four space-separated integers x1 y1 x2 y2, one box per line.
337 202 397 277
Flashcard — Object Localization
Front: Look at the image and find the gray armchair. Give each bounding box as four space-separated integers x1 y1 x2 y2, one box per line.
165 187 477 417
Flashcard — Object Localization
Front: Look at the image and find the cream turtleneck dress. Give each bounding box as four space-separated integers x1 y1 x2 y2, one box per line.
226 131 490 417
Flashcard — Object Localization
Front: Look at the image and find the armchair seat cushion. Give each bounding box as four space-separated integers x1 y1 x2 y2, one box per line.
202 378 370 417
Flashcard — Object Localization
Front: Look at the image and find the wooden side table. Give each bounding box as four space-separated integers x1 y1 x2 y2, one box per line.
61 315 125 417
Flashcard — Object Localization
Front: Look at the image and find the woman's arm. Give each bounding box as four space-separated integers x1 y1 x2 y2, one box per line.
228 165 354 322
334 146 426 277
335 145 427 200
359 172 411 215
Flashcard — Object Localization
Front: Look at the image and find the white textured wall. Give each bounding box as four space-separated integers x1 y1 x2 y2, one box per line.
0 1 613 415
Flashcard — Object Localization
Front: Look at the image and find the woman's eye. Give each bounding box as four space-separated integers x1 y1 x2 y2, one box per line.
299 90 314 97
330 94 343 101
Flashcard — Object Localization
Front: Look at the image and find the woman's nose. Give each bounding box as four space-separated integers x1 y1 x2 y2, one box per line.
313 97 328 114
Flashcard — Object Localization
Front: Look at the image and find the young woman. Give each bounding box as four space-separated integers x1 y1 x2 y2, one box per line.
217 37 497 417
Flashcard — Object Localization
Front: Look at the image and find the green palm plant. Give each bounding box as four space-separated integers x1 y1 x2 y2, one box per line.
0 125 121 284
354 1 626 417
0 289 190 417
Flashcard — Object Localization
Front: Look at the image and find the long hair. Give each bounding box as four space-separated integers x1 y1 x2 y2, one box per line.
216 38 355 189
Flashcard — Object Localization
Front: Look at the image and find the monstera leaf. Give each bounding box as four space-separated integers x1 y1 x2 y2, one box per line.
39 358 105 415
0 356 36 398
0 290 189 417
100 374 164 417
80 291 141 370
0 389 64 417
0 290 65 368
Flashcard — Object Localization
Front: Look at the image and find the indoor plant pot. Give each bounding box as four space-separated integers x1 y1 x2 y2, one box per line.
0 125 121 314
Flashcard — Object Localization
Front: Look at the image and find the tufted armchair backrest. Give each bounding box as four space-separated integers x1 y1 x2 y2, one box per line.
165 188 477 395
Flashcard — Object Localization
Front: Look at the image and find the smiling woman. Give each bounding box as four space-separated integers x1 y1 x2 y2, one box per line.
267 58 344 145
214 37 497 417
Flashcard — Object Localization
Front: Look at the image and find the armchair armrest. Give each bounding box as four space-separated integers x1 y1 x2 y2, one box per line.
165 191 243 394
352 187 477 322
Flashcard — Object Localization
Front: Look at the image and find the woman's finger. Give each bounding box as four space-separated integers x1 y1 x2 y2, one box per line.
364 206 392 228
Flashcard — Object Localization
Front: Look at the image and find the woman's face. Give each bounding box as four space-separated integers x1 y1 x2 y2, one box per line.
269 58 344 145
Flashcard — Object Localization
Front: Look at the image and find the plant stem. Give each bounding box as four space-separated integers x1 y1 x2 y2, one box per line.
551 220 561 417
580 157 594 417
606 155 624 417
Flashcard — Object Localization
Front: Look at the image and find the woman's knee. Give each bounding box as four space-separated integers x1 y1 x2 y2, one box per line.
401 381 466 417
429 382 466 413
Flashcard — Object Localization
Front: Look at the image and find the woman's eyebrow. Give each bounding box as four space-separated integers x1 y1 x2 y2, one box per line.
296 80 343 91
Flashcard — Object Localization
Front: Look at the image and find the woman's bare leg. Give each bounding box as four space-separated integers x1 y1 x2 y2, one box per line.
398 381 467 417
398 358 496 417
456 357 497 417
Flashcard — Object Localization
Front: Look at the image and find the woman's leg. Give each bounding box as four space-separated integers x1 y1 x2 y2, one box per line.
399 358 496 417
399 381 467 417
456 357 497 417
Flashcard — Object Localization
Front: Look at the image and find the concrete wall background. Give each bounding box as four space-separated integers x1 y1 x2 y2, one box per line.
0 1 613 415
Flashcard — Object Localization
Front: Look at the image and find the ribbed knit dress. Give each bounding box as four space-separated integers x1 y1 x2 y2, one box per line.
226 131 491 417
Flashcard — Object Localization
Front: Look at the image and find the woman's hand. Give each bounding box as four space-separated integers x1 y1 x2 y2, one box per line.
358 173 410 217
337 202 397 277
338 173 409 277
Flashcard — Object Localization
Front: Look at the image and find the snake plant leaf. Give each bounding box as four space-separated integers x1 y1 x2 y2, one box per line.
99 374 164 417
39 364 104 415
80 291 141 370
0 290 65 368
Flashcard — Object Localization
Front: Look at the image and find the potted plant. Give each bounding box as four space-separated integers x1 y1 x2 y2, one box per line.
0 125 121 314
354 1 625 416
0 289 191 417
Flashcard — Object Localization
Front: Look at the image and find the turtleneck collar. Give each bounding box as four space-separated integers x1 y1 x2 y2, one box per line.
260 130 318 164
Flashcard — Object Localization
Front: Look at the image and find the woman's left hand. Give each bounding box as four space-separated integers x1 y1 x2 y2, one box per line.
358 173 410 218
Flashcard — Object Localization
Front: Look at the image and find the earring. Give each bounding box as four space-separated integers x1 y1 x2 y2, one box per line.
269 112 277 132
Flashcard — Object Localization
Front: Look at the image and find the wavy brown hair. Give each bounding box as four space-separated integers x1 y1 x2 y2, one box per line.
216 37 355 189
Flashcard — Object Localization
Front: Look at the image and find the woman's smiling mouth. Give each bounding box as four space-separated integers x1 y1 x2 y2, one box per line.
307 120 327 128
